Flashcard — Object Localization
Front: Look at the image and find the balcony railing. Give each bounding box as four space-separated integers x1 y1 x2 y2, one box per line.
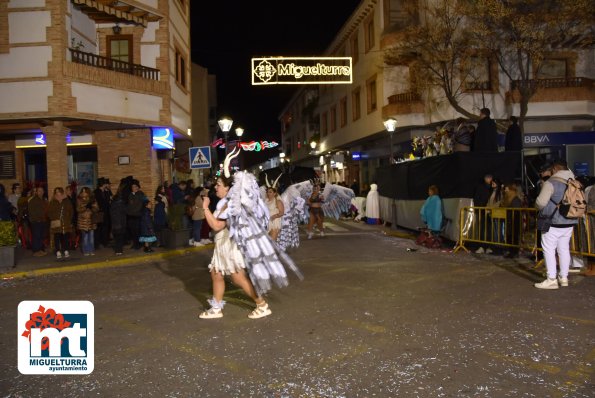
510 77 592 90
69 48 160 81
387 92 421 104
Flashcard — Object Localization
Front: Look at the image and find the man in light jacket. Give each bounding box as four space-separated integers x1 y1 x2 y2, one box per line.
534 159 578 289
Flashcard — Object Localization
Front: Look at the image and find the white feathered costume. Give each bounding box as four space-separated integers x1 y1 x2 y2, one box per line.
221 163 302 296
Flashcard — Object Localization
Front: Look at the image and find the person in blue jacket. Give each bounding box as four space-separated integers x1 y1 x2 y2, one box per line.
420 185 443 234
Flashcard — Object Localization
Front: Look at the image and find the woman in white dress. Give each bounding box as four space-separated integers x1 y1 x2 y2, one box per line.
199 175 272 320
265 187 284 242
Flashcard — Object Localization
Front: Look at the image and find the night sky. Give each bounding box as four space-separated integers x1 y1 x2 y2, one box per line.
190 1 361 165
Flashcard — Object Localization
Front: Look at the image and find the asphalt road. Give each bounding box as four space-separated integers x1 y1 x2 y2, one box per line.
1 221 594 397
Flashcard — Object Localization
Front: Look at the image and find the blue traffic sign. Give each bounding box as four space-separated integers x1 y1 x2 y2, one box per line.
189 146 211 169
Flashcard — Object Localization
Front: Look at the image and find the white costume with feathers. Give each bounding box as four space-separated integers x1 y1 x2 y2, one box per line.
225 171 303 295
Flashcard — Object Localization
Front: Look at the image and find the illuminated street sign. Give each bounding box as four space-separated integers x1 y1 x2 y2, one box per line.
252 57 352 85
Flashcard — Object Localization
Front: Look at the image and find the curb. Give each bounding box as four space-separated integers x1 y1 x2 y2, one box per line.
0 244 213 280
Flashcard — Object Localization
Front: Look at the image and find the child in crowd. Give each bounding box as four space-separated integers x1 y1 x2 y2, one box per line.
139 198 157 253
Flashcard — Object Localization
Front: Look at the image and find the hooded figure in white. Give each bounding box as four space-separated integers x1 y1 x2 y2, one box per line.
365 183 380 222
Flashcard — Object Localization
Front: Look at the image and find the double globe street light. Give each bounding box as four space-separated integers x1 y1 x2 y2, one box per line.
218 117 244 155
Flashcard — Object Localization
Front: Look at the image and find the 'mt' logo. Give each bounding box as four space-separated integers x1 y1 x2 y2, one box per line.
18 301 94 375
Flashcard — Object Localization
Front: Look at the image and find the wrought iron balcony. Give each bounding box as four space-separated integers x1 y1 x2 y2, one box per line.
510 77 592 90
387 92 421 103
69 48 160 81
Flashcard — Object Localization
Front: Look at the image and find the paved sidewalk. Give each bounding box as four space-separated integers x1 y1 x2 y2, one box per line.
0 242 212 279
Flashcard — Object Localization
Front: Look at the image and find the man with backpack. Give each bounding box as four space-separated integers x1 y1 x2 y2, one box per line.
534 159 585 289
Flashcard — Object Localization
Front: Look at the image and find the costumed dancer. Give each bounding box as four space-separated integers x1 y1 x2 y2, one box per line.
264 174 284 242
199 148 302 320
306 183 325 239
365 183 380 224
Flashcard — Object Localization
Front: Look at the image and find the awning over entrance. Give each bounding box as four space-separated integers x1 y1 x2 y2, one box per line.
72 0 163 27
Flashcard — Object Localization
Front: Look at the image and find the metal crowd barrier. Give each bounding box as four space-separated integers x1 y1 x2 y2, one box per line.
453 206 595 260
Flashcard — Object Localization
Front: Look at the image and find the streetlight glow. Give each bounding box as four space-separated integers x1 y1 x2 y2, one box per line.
384 118 398 164
235 127 244 137
310 140 317 149
218 117 233 133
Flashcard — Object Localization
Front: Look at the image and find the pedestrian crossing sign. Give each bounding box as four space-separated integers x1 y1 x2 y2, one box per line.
189 146 211 169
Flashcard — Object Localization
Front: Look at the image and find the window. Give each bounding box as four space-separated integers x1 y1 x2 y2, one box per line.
350 34 359 65
537 59 567 79
366 76 377 113
330 105 337 132
107 35 132 63
321 112 328 137
352 87 361 121
0 151 16 179
340 97 348 127
365 17 375 53
465 56 491 90
175 47 187 88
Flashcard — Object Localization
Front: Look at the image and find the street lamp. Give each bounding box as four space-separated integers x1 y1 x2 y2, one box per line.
235 127 244 138
310 140 317 149
383 118 398 164
218 117 233 154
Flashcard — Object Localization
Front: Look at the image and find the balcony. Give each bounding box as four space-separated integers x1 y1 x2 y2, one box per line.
69 48 159 80
508 77 594 103
382 92 424 118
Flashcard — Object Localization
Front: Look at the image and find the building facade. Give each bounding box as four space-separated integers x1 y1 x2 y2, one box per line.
279 0 595 187
0 0 192 198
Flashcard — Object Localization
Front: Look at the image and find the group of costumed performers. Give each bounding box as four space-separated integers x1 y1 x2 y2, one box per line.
199 147 303 320
198 148 356 320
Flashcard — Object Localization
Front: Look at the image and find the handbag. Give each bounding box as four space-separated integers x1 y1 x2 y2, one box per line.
537 208 557 233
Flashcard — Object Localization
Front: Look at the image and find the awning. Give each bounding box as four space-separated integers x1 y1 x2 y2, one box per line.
72 0 163 27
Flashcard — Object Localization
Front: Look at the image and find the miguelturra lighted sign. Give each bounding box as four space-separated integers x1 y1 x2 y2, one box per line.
252 57 352 85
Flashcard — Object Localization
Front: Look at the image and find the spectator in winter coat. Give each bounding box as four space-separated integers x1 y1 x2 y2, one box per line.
153 191 168 247
126 180 145 250
28 186 48 256
139 198 157 253
420 185 443 234
473 108 499 152
77 187 99 256
110 188 127 255
47 187 74 260
504 116 522 151
0 184 13 221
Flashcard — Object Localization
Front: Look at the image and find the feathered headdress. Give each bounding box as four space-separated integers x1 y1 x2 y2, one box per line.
223 146 240 178
265 173 282 189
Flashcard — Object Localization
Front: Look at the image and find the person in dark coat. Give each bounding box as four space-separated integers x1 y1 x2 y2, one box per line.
473 108 499 152
110 188 127 255
47 187 74 260
153 190 168 247
94 177 112 249
126 180 145 250
0 184 13 221
504 116 522 151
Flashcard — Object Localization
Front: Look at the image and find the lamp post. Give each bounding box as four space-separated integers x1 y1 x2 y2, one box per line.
235 127 244 138
383 118 398 164
218 117 233 154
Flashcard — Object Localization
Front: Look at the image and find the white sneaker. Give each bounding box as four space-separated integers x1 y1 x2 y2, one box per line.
56 251 62 259
534 278 559 289
558 276 569 287
198 307 223 319
475 247 485 254
307 232 313 240
188 239 195 245
64 250 70 258
485 248 493 254
193 242 204 247
248 302 272 319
